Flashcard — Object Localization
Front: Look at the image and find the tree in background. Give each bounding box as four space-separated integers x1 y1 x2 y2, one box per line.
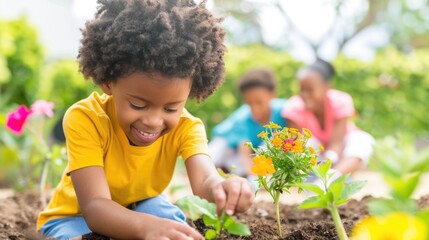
212 0 429 58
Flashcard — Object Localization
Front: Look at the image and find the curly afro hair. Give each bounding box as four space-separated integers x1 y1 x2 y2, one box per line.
78 0 226 101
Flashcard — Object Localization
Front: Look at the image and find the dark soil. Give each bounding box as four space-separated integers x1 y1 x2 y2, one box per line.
1 192 428 240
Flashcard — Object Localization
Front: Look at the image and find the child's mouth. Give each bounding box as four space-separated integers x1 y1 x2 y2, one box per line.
133 127 161 145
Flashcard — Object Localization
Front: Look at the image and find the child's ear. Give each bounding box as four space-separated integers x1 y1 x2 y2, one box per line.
100 82 113 95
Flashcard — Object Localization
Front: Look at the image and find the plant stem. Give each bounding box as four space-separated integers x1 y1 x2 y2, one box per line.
329 206 348 240
39 157 49 208
274 191 282 237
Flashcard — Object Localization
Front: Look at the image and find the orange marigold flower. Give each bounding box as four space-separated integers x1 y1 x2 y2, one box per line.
269 122 282 129
282 139 295 152
288 128 300 135
303 128 312 138
271 137 283 148
309 146 316 154
251 155 275 177
292 142 304 153
310 158 317 166
257 131 268 138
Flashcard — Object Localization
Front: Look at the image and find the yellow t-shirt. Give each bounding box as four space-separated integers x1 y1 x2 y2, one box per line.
37 92 209 229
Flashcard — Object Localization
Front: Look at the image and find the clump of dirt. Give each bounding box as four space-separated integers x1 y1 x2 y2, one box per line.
0 191 45 240
0 192 427 240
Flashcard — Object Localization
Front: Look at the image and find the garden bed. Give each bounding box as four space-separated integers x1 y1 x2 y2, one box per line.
1 191 429 239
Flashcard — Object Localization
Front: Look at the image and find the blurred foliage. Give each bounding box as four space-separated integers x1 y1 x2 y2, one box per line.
38 59 98 117
187 45 429 139
0 17 44 108
333 46 429 138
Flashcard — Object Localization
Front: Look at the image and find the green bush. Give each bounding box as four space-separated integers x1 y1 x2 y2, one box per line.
0 17 44 108
38 59 98 117
333 47 429 138
186 45 429 139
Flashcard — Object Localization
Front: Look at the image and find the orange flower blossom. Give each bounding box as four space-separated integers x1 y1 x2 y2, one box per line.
251 155 275 177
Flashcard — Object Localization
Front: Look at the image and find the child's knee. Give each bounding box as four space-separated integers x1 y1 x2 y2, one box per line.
133 195 186 224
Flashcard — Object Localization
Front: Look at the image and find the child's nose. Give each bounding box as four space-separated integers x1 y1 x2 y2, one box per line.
141 113 163 130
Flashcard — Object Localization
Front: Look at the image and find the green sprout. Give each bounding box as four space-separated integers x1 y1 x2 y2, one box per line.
296 160 366 240
367 135 429 225
176 195 251 239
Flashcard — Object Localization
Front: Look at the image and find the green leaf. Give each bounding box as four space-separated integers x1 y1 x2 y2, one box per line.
318 160 332 179
328 175 347 201
205 229 217 240
339 180 366 201
176 196 216 220
386 172 421 200
294 182 324 196
225 221 251 236
202 214 217 227
222 215 234 228
298 195 327 209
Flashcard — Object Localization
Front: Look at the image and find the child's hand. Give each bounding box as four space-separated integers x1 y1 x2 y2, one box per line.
143 216 203 240
212 177 254 217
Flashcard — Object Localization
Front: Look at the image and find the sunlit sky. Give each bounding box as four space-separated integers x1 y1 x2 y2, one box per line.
0 0 391 62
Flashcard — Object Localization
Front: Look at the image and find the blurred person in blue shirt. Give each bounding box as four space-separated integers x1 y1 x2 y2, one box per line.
209 68 287 183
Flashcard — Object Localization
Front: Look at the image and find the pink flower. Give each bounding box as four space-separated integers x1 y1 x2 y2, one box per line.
31 100 54 118
6 105 33 135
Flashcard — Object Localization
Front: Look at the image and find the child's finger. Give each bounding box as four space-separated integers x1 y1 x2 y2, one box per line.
236 181 254 213
224 179 242 215
212 183 226 216
174 224 204 240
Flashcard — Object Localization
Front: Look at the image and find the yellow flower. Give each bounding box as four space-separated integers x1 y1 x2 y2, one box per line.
251 155 275 177
271 137 283 148
257 131 268 138
310 158 317 166
288 128 300 135
292 140 304 153
303 128 312 138
352 212 427 240
319 144 325 152
309 146 316 154
269 122 282 129
275 132 286 140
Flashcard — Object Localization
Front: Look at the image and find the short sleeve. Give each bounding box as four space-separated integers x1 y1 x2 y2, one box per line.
63 107 106 174
328 90 355 119
281 96 306 126
177 117 210 161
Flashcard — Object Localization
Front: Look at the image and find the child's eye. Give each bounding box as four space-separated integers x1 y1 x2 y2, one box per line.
129 102 145 110
165 108 178 113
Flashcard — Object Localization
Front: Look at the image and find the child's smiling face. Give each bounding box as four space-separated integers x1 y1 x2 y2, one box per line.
101 72 191 146
297 69 330 113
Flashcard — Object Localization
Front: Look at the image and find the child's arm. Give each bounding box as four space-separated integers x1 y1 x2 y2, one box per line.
238 142 254 176
327 118 348 159
185 154 254 216
70 166 203 239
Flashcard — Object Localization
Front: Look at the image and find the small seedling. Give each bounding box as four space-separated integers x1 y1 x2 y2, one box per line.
297 160 366 240
176 195 251 239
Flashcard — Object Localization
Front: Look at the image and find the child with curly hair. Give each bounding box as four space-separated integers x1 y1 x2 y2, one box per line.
37 0 253 239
